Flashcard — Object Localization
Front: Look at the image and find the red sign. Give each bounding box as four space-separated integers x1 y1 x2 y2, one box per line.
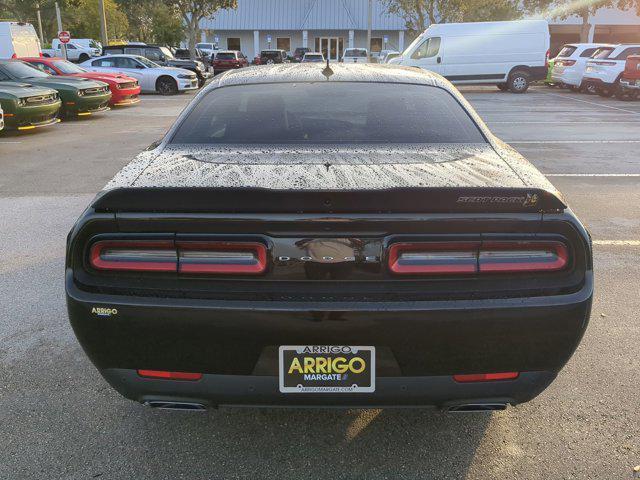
58 31 71 44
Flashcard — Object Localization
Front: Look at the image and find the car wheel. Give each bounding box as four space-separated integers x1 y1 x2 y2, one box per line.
78 53 89 63
156 76 178 95
508 70 530 93
496 83 508 91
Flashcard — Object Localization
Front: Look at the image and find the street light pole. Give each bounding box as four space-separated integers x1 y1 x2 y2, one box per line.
35 3 44 45
366 0 372 61
98 0 108 46
54 2 67 60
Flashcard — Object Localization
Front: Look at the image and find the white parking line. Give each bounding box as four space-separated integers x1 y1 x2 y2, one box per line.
542 91 640 115
0 141 22 144
593 240 640 246
546 173 640 177
490 121 640 124
509 140 640 144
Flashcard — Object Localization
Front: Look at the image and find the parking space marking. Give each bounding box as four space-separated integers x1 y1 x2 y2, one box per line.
593 240 640 246
509 140 640 144
542 91 640 115
546 173 640 177
0 141 22 144
489 121 640 124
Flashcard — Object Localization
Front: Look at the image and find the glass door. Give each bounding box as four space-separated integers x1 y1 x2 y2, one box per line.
316 37 343 61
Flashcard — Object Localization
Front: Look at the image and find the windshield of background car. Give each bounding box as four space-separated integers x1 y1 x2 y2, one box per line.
136 56 159 68
344 49 367 57
170 82 486 145
557 45 577 57
53 60 86 74
592 47 614 59
3 61 50 79
216 53 236 60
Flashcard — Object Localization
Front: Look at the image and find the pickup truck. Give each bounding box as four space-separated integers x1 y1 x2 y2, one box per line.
42 40 100 62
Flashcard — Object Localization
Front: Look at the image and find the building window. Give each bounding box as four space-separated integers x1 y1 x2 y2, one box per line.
370 37 383 53
277 37 291 53
227 37 241 51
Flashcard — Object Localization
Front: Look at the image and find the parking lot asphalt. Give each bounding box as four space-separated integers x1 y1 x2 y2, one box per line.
1 86 638 480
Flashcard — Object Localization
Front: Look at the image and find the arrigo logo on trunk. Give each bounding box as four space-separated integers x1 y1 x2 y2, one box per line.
91 307 118 317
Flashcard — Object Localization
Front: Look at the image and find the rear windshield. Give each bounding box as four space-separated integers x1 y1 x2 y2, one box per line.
557 45 577 58
592 47 614 59
170 82 485 145
216 52 236 60
344 49 367 57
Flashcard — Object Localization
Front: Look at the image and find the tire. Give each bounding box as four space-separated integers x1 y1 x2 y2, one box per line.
496 83 508 91
156 76 178 95
581 82 597 95
508 70 530 93
78 53 89 63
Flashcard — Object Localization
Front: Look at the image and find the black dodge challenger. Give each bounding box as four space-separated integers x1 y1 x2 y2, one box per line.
66 64 593 412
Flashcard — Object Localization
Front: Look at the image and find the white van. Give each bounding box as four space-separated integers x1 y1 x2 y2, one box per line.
391 20 550 93
0 22 41 58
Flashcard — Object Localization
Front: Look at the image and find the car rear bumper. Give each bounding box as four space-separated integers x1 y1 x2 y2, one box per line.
551 67 582 86
101 368 557 409
66 269 592 407
620 78 640 90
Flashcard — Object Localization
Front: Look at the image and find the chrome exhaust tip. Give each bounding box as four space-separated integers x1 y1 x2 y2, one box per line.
143 400 207 411
445 403 507 413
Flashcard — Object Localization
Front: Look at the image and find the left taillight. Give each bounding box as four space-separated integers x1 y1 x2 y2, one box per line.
88 239 267 275
388 240 568 276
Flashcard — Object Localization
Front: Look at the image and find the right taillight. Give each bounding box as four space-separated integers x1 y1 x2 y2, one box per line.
388 241 568 275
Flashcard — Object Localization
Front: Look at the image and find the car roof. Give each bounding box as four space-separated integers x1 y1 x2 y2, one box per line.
209 63 454 92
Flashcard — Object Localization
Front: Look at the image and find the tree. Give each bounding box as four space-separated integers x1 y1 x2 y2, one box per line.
115 0 184 44
383 0 520 34
167 0 236 57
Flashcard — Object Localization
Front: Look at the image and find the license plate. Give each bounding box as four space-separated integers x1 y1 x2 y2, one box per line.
279 345 375 393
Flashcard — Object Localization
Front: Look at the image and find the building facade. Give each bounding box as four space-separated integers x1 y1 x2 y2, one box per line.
199 0 640 60
199 0 407 60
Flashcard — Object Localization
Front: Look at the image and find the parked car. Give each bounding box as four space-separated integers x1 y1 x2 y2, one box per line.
212 50 249 74
258 49 288 64
374 49 397 64
102 44 209 88
0 22 41 58
390 20 549 93
618 55 640 100
0 60 110 117
378 50 400 64
65 64 592 412
81 55 198 95
70 38 102 52
0 103 3 131
293 47 311 62
0 82 61 130
551 43 613 91
342 48 369 63
583 44 640 97
174 47 208 64
195 42 218 60
301 52 325 63
42 41 100 63
23 57 141 107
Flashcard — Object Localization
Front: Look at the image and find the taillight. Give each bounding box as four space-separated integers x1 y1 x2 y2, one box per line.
388 242 479 275
138 370 202 381
89 240 177 272
177 241 267 275
545 49 550 67
388 241 568 275
453 372 519 383
89 239 267 275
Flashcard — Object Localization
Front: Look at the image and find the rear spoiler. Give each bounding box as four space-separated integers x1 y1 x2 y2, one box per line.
92 187 566 214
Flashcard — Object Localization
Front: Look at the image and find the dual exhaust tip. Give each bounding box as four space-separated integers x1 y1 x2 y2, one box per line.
142 400 508 413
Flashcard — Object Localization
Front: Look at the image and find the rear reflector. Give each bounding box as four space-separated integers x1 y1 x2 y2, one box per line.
453 372 519 383
137 370 203 381
389 241 568 275
89 239 267 275
177 241 267 275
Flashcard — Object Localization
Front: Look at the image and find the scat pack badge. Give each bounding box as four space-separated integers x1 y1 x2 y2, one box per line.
91 307 118 318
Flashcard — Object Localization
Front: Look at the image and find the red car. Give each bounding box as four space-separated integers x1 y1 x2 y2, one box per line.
211 50 248 75
22 57 141 107
619 55 640 100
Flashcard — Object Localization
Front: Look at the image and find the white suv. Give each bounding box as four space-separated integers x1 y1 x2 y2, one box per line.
583 44 640 97
551 43 613 91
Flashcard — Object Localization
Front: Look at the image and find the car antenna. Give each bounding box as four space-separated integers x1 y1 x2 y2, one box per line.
322 55 333 80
